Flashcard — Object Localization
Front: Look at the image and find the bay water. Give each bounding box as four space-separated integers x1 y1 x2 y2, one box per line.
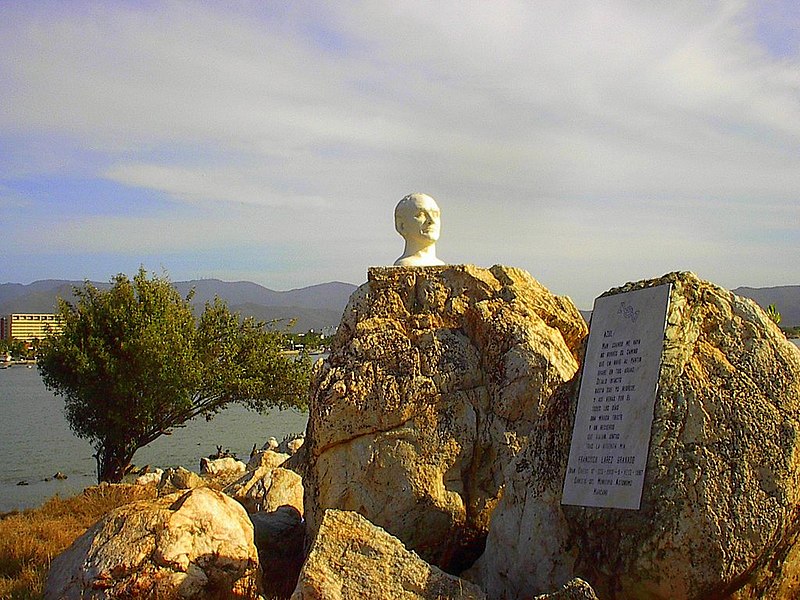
0 366 308 513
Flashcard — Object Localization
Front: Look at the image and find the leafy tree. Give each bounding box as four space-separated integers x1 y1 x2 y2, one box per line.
37 268 310 483
0 338 26 359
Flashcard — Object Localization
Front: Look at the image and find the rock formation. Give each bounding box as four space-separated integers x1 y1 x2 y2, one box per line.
291 509 486 599
158 466 205 492
469 272 800 599
44 487 261 599
303 265 587 571
225 463 304 515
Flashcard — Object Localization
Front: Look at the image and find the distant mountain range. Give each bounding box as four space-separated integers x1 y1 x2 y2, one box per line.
1 279 798 331
0 279 359 333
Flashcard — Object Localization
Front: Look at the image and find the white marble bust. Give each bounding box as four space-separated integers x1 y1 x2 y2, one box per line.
393 192 445 267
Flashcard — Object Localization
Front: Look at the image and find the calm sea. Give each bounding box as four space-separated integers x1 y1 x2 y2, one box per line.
0 366 308 512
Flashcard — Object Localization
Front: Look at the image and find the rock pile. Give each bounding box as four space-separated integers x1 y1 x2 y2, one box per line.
44 267 800 600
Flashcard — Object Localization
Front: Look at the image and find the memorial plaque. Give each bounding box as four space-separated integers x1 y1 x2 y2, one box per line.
561 283 671 510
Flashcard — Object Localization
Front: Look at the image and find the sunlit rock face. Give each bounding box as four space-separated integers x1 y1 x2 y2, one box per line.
44 487 261 599
302 264 587 572
469 272 800 600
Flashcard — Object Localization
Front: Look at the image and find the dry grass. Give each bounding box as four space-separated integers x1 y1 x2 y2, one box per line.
0 483 157 600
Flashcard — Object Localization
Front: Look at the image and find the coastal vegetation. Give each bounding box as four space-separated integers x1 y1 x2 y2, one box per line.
37 268 310 484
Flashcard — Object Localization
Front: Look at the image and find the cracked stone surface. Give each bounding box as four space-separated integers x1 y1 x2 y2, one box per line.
302 264 587 572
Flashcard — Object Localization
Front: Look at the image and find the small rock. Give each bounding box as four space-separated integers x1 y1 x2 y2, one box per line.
200 456 247 477
158 466 204 492
224 465 303 514
53 472 68 480
134 469 164 486
247 449 289 472
16 480 29 486
533 578 600 600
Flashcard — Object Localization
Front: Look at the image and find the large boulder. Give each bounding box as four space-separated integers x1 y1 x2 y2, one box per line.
469 272 800 599
291 509 486 599
44 487 261 599
303 264 587 571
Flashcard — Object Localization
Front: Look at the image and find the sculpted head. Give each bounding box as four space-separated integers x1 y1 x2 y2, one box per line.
393 192 445 267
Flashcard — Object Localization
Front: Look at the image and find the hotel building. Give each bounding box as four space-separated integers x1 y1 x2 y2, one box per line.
0 314 64 343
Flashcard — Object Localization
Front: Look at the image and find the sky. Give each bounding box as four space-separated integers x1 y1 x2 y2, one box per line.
1 1 798 309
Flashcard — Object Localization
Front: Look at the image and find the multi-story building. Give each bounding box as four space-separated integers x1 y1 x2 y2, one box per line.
0 314 63 343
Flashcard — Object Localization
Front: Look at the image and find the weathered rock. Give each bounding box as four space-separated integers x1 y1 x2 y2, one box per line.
291 509 486 599
200 456 247 476
247 449 290 471
304 264 587 572
134 468 163 486
224 465 304 515
158 466 204 492
44 487 261 599
252 506 305 599
533 578 600 600
469 272 800 600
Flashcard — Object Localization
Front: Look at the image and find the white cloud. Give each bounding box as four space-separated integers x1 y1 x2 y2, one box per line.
1 1 798 303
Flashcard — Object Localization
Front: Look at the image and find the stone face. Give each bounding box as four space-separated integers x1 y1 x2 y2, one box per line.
469 272 800 600
44 487 261 599
291 509 486 600
304 264 587 571
224 465 304 515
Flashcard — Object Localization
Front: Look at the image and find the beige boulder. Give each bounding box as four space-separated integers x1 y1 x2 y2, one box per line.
224 465 304 515
247 449 290 471
469 272 800 599
44 487 261 599
157 466 204 492
303 265 587 571
200 456 247 476
291 509 486 599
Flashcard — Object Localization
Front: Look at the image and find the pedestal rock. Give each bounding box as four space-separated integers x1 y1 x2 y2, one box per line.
303 265 587 571
468 272 800 600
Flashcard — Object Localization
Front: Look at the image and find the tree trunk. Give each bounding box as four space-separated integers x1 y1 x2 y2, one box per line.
97 445 134 483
